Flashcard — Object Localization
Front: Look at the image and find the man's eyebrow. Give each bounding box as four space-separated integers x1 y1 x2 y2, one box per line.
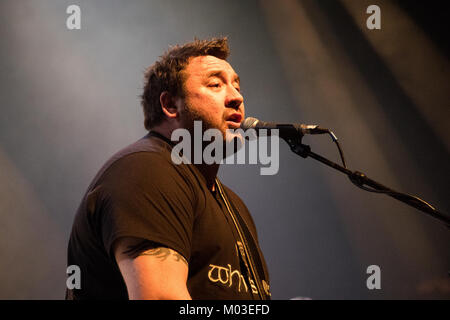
206 70 240 84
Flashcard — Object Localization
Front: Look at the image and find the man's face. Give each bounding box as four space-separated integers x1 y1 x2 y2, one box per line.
177 55 245 143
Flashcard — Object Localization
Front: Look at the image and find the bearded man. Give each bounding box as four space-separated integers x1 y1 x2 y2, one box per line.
66 37 270 300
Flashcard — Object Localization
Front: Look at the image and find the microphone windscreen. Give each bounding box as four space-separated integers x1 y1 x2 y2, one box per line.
240 117 260 130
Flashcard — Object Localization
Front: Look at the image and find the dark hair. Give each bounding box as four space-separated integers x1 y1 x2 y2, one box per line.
141 37 230 130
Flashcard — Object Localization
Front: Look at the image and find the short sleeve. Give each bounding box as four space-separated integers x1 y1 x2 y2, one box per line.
91 152 196 262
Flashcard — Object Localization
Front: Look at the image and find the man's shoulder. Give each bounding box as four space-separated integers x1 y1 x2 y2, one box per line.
106 133 173 167
87 134 179 190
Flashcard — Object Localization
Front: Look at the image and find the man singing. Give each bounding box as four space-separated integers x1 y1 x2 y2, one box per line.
66 37 270 300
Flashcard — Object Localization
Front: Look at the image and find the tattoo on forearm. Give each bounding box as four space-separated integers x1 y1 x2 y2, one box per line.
140 247 188 266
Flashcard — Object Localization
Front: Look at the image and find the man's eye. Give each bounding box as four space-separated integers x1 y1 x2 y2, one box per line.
209 83 220 88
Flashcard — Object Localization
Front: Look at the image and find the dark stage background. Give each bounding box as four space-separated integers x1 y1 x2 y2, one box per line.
0 0 449 299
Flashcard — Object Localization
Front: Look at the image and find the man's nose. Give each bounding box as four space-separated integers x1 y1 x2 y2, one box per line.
225 86 243 110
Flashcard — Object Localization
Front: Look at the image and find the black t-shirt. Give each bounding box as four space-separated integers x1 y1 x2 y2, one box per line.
66 132 270 300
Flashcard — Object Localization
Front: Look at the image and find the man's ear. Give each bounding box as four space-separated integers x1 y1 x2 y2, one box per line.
160 91 178 119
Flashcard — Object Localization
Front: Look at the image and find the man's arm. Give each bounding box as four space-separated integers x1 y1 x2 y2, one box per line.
114 237 192 300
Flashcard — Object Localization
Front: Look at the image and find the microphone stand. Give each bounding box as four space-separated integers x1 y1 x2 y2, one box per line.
284 135 450 228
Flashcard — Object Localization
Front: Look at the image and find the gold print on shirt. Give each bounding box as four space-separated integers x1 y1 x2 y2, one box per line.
262 279 271 297
249 278 258 294
207 264 250 293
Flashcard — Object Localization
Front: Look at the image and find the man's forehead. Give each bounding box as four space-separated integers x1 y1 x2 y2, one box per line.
185 55 237 78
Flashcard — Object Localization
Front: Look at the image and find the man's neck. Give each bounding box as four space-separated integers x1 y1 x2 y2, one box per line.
149 127 219 192
194 163 219 192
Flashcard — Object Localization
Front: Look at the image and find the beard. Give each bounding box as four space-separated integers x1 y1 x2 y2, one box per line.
179 100 244 158
179 101 216 133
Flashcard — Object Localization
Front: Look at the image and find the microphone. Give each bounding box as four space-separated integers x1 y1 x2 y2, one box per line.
240 117 328 140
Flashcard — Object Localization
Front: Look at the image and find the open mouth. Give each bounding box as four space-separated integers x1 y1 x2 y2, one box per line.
226 113 242 127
